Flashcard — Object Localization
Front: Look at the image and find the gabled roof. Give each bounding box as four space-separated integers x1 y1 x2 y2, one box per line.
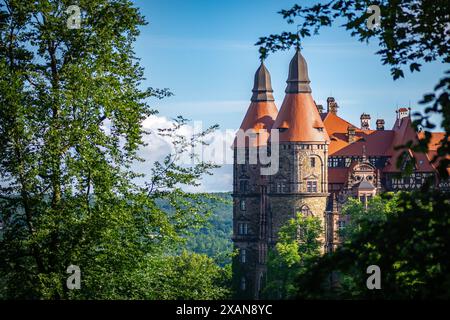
383 116 435 172
417 131 449 175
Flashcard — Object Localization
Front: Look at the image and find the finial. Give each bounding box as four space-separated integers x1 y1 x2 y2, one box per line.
285 46 311 93
251 61 275 102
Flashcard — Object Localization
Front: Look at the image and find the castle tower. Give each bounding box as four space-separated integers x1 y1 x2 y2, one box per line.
269 48 330 251
232 61 278 299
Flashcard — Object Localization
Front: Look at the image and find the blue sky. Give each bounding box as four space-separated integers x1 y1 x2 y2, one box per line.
134 0 445 131
131 0 446 192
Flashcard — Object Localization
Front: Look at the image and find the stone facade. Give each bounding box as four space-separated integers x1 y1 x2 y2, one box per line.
233 141 329 299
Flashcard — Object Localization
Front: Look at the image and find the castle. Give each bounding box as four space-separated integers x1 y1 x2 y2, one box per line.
232 48 448 299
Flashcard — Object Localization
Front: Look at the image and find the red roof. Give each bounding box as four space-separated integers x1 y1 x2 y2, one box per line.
272 93 330 143
383 117 435 172
329 168 349 184
322 112 442 184
234 101 278 147
322 112 394 155
332 130 395 157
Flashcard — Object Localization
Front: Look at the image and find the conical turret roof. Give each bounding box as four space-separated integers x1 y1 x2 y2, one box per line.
272 49 329 143
234 62 278 147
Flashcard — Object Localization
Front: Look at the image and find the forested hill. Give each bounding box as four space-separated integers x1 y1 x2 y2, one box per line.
156 192 233 266
185 193 233 266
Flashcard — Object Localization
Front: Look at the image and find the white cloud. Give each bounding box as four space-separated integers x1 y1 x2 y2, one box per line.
133 115 235 192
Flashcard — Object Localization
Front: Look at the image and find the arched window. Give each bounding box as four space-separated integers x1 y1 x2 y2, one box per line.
240 277 246 290
239 180 249 192
240 248 247 263
240 199 246 211
300 205 312 217
258 273 264 293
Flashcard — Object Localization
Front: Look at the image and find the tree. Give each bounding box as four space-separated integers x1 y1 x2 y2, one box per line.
256 0 449 178
296 191 450 299
0 0 225 299
339 194 400 241
263 214 322 299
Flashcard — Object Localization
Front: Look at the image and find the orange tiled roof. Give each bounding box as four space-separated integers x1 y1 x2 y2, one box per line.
272 93 330 143
234 101 278 147
418 131 449 174
383 116 435 172
331 130 395 156
322 112 394 155
329 168 349 184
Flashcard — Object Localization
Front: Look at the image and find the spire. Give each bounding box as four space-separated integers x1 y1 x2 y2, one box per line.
251 61 275 102
285 48 312 94
272 49 329 143
234 62 279 148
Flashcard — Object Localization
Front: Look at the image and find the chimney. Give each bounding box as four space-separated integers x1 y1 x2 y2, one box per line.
347 125 357 143
396 107 410 120
360 113 371 130
327 97 338 114
376 119 385 130
317 104 324 113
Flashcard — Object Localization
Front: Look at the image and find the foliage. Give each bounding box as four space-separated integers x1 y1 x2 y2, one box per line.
263 214 322 299
0 0 228 299
257 0 450 178
184 193 233 266
296 191 450 299
135 251 231 300
339 193 399 241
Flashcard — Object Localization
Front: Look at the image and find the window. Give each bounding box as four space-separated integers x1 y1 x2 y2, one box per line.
307 181 318 193
276 182 287 193
345 157 352 167
258 274 264 292
338 220 346 230
310 157 316 167
238 223 249 235
240 199 246 211
241 277 246 290
240 180 249 192
240 248 247 263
